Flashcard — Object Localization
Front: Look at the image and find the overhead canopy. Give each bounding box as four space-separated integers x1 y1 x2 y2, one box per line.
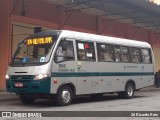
44 0 160 31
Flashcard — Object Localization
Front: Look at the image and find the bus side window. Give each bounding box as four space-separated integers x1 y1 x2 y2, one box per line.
107 44 114 62
54 40 75 63
77 41 95 61
114 45 121 62
131 47 141 63
97 44 106 61
97 43 114 62
141 48 152 64
121 46 130 63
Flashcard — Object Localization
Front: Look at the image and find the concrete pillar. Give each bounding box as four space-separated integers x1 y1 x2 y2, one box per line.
0 0 12 90
58 5 64 29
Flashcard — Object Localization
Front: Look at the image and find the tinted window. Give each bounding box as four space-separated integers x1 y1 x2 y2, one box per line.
131 47 141 63
77 41 95 61
97 43 114 62
55 40 75 63
141 48 152 63
121 46 130 63
114 45 121 62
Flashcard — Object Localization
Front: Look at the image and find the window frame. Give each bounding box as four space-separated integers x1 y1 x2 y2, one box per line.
76 40 96 62
121 46 130 63
96 43 115 62
54 39 75 63
114 45 122 62
75 40 152 65
130 47 142 63
141 48 152 64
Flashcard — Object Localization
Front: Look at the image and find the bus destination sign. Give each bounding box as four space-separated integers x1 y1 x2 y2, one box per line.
26 37 52 45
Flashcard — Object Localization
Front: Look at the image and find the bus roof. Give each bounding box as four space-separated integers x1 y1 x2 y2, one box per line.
61 30 151 48
27 30 151 48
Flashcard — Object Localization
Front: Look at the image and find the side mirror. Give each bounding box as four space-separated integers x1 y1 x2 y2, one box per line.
17 43 21 47
60 38 67 51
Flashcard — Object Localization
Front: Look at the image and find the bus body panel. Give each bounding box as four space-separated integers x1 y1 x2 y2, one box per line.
50 61 77 94
73 62 154 95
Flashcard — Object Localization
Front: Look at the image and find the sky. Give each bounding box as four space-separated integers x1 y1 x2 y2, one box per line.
148 0 160 5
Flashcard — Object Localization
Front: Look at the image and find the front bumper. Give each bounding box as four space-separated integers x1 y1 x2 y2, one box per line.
6 75 51 94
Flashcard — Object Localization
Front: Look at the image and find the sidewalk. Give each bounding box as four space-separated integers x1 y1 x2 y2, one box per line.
139 85 160 92
0 92 19 102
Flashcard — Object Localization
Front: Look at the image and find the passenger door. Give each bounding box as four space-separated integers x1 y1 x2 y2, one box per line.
51 39 77 94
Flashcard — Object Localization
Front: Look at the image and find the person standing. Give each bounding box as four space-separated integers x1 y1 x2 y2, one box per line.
155 69 160 87
56 45 65 62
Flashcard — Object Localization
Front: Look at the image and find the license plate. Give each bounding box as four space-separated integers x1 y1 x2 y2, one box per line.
15 83 23 88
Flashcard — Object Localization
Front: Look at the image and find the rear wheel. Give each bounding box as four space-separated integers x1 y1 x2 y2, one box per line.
118 83 135 99
19 94 35 104
56 86 73 106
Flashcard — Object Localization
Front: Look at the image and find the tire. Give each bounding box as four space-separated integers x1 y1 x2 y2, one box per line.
19 94 35 104
118 83 135 99
56 86 73 106
118 92 125 98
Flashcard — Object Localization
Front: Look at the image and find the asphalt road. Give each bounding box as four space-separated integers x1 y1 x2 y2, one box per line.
0 87 160 120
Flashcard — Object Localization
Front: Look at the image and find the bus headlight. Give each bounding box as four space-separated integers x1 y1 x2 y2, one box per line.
6 75 10 80
34 73 49 80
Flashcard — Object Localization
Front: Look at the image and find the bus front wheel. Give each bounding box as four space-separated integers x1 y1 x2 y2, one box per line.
56 86 73 106
118 83 135 99
19 94 35 104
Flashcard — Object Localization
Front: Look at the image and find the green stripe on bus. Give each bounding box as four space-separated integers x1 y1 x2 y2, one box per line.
51 72 154 77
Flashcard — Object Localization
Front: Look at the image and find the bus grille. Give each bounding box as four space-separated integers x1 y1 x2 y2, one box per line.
11 75 33 82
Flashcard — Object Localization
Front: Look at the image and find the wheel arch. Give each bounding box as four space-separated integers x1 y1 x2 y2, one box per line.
125 79 136 90
56 82 76 95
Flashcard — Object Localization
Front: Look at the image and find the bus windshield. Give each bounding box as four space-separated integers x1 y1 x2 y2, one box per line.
10 35 58 66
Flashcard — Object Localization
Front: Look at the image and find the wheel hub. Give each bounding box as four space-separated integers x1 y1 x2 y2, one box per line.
127 86 133 96
61 90 70 103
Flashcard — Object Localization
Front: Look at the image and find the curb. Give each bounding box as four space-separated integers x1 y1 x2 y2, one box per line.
139 86 160 92
0 92 19 102
0 98 19 102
